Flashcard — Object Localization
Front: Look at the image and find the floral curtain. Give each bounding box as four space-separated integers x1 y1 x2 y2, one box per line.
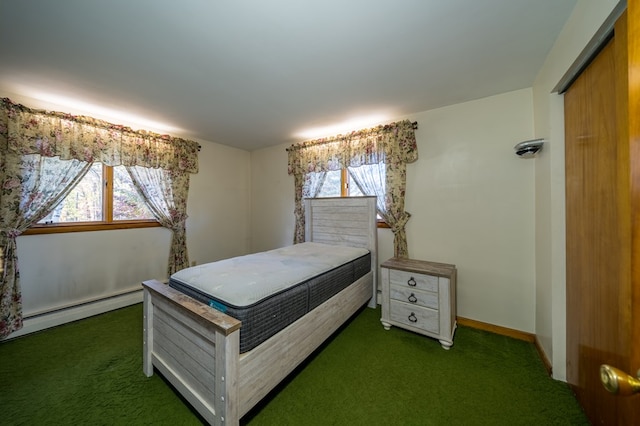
0 98 199 338
0 153 92 337
349 162 386 212
295 171 328 236
287 119 418 257
304 171 327 199
126 166 191 276
2 98 199 172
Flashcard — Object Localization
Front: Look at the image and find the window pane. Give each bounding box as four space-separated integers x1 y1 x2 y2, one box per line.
317 170 342 197
39 162 103 223
113 166 155 221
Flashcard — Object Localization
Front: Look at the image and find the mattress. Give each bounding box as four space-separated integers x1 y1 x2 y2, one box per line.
169 242 371 353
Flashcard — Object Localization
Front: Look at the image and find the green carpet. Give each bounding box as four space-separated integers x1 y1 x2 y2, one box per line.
0 304 588 425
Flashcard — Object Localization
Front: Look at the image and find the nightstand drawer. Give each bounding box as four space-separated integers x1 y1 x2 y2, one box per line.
389 269 438 293
390 285 438 310
389 301 439 334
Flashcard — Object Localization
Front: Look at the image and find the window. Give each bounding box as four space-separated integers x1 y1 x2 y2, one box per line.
30 163 158 234
311 164 388 227
316 169 354 197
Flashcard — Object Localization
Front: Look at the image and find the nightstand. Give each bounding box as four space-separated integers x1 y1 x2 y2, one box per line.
380 257 457 349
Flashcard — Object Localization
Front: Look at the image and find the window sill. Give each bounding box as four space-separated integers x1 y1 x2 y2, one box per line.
377 220 390 229
23 221 161 235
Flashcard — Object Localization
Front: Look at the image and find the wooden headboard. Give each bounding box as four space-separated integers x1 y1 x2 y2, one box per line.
304 196 378 305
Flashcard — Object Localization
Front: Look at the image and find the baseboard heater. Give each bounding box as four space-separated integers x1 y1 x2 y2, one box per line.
5 288 143 340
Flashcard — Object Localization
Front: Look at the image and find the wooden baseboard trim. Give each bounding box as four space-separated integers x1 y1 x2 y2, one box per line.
457 316 553 376
534 336 553 376
457 316 535 342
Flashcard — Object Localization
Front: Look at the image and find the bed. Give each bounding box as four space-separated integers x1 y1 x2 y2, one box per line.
142 196 378 425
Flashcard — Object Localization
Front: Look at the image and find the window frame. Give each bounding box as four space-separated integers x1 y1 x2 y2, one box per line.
335 169 389 229
24 164 160 235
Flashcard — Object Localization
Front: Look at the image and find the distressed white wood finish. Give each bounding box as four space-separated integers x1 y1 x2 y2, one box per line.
142 197 377 425
236 272 372 417
380 257 457 349
143 280 240 424
304 196 378 307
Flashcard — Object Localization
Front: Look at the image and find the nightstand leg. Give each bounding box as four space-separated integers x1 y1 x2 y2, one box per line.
381 320 391 330
439 339 453 350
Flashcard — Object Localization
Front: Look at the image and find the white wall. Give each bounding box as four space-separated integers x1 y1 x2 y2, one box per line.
188 141 251 264
251 88 536 333
532 0 621 381
250 143 295 253
17 228 171 316
404 89 536 332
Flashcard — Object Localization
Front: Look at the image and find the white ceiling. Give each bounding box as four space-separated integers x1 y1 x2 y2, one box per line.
0 0 577 151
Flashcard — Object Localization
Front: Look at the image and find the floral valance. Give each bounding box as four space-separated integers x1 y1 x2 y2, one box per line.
0 98 199 173
287 119 418 175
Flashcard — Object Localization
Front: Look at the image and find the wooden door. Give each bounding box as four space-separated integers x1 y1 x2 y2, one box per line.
565 9 640 425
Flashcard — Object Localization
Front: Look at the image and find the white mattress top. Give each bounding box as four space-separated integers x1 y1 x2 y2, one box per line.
170 242 369 307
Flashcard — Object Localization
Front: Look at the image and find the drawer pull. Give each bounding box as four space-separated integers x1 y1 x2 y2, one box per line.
408 293 418 303
408 312 418 323
407 277 417 287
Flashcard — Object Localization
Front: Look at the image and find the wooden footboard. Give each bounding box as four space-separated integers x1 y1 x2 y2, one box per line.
143 272 373 425
143 279 241 424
